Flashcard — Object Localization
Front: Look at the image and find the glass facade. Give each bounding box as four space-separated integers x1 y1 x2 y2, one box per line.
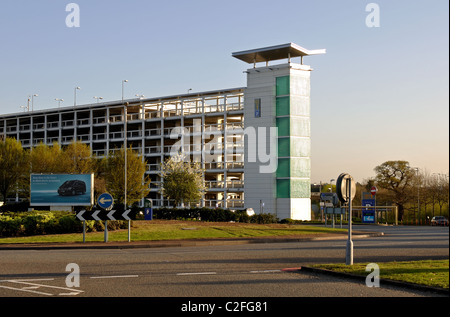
275 75 310 199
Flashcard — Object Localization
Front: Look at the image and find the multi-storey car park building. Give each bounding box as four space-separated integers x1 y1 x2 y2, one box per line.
0 43 325 220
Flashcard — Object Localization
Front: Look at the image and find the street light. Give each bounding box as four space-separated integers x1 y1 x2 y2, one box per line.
122 80 128 101
413 167 420 222
55 98 64 108
122 79 129 241
74 86 81 107
29 94 38 112
93 96 103 103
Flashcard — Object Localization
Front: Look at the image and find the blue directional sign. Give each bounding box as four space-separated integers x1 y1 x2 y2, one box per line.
97 193 114 210
362 198 375 223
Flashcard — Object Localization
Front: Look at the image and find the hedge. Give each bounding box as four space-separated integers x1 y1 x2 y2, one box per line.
0 211 127 238
0 208 279 237
151 207 278 224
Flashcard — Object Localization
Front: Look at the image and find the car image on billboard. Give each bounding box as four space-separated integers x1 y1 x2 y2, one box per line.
58 180 87 196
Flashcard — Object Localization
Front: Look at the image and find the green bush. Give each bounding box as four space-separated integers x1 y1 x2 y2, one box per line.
0 215 23 237
0 211 127 237
152 207 276 223
58 215 83 233
249 213 278 224
22 213 56 236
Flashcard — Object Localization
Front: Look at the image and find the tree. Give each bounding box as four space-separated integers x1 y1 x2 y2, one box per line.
160 154 206 207
0 138 29 203
63 141 95 174
29 142 68 174
373 160 416 221
101 147 150 206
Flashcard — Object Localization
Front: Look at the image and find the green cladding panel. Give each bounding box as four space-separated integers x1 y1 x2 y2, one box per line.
276 158 290 178
276 179 290 198
278 137 290 157
276 96 290 116
275 73 311 201
276 117 290 137
276 76 290 96
276 178 310 199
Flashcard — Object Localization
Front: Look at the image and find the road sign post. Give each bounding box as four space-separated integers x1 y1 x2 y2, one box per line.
336 173 356 265
371 186 377 223
97 193 114 243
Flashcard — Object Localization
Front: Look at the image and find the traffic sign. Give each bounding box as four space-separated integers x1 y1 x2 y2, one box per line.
76 209 131 221
336 173 356 204
97 193 114 210
370 186 378 196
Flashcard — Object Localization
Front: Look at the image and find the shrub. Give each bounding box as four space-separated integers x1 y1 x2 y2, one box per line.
0 211 127 237
0 215 23 237
22 213 56 236
249 213 278 224
58 215 83 233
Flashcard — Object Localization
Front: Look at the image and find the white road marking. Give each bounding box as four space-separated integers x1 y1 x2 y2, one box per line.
0 279 84 296
176 272 217 276
0 284 53 296
90 275 139 279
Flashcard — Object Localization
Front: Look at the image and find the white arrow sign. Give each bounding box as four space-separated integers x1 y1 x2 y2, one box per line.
99 197 113 205
76 210 86 221
107 210 116 220
122 210 131 221
92 210 102 221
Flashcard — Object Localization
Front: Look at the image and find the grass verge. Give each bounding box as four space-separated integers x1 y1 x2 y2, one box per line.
0 220 347 244
311 260 449 289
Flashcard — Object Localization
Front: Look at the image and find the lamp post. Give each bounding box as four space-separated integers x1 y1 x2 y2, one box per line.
122 79 129 241
74 86 81 107
93 96 103 103
122 80 128 101
55 98 64 108
29 94 38 112
413 167 420 222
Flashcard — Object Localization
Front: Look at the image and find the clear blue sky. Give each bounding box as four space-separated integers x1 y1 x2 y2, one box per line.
0 0 448 183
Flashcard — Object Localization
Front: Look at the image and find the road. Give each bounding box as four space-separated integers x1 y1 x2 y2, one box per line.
0 225 448 302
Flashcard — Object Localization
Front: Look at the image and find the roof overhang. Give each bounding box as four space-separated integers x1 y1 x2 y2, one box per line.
232 43 326 64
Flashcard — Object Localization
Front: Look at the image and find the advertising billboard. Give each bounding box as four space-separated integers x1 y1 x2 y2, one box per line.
30 174 94 206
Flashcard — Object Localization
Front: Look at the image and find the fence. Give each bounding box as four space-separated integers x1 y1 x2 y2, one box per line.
323 205 398 228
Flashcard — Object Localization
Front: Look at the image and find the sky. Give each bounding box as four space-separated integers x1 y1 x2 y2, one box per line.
0 0 448 184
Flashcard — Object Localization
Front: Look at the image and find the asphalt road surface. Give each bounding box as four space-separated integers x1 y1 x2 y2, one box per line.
0 225 448 302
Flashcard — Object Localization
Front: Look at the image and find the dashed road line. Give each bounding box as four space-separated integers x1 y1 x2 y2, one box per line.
90 275 139 279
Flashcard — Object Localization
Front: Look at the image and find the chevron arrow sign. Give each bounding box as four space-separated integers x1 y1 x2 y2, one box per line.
77 210 132 221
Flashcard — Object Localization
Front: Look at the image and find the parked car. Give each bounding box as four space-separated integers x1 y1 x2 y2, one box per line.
431 216 449 226
58 180 86 196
